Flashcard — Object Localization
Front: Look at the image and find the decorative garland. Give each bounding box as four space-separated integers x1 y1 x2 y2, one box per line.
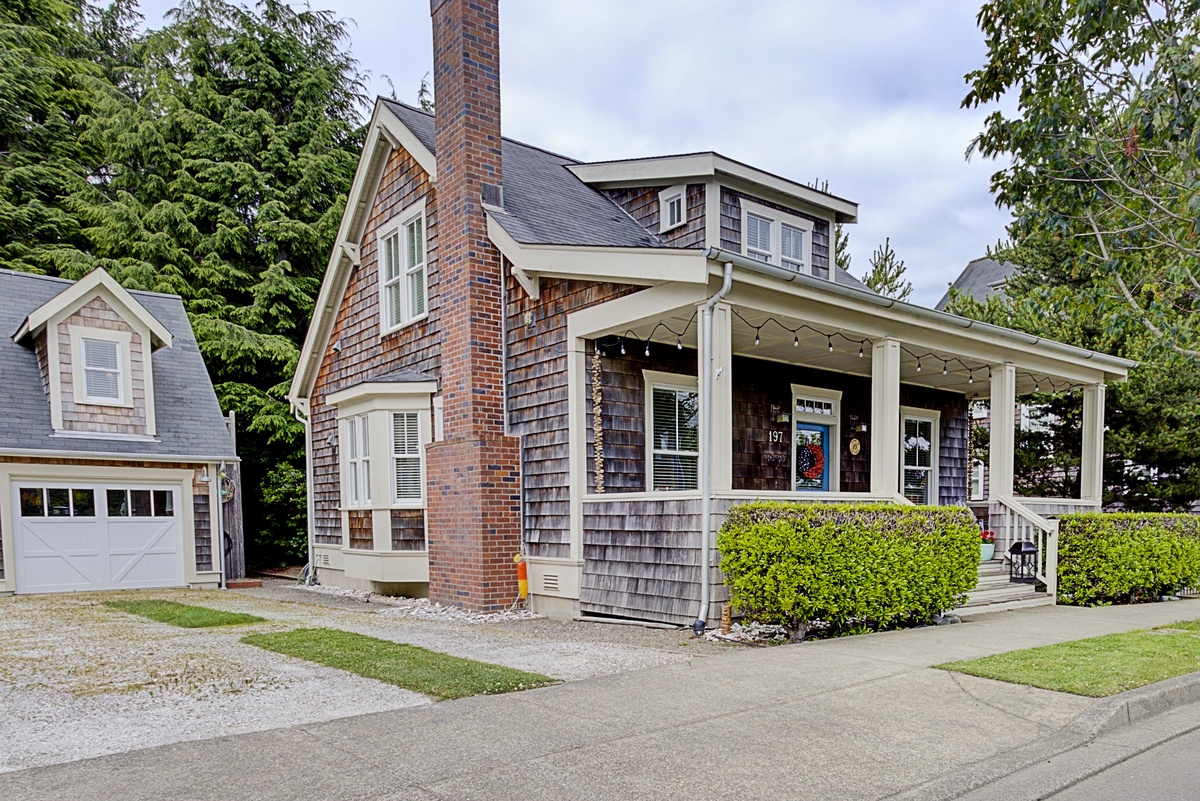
592 347 604 493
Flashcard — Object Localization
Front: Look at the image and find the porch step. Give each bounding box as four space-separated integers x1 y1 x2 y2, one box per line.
956 559 1050 613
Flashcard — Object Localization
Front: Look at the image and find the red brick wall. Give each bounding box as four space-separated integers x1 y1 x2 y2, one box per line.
426 0 521 610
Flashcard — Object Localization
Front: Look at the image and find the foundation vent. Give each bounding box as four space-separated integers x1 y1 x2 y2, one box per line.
542 573 560 593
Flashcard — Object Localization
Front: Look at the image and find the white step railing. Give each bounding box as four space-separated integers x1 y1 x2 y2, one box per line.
993 495 1059 603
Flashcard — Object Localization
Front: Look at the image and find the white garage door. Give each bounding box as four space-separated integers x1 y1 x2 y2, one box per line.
12 483 185 594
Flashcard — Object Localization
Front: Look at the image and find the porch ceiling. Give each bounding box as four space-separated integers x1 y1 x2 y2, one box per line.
621 306 1090 400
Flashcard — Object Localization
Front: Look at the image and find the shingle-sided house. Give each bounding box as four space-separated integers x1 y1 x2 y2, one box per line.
289 0 1135 625
0 268 239 594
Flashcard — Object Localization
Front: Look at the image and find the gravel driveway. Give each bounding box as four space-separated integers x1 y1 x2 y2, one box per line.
0 580 722 773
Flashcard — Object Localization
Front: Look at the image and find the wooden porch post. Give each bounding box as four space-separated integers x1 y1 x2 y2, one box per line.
700 301 733 492
1080 382 1106 503
989 363 1017 499
870 338 901 497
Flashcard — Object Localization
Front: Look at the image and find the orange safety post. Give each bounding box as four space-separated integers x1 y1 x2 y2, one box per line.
514 553 528 599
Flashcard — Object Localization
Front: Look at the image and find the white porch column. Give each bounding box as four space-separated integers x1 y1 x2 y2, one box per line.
699 301 733 491
870 338 901 497
1080 382 1106 503
567 336 588 562
989 363 1017 499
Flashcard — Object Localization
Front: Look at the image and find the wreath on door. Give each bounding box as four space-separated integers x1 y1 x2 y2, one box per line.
796 442 826 480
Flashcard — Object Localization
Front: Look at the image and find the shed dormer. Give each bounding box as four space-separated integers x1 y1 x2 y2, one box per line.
13 268 172 439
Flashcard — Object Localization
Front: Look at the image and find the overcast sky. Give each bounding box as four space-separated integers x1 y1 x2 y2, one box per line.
136 0 1014 307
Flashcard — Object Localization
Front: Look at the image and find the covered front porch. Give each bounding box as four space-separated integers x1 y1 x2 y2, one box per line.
529 255 1131 625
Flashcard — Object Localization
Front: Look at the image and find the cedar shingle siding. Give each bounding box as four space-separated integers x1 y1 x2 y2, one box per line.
310 148 441 546
603 184 707 248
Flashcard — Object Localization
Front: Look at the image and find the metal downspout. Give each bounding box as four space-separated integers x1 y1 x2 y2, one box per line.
294 406 318 585
694 261 734 634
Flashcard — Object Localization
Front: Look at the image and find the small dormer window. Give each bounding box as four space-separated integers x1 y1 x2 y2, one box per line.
658 185 686 233
82 338 122 402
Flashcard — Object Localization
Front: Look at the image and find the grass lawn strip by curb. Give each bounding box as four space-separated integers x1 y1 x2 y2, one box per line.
104 599 266 628
936 619 1200 697
242 628 556 700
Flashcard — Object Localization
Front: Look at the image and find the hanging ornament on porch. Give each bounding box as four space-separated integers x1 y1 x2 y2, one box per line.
796 443 825 480
592 347 605 493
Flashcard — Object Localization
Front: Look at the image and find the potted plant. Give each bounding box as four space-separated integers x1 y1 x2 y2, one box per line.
980 530 996 562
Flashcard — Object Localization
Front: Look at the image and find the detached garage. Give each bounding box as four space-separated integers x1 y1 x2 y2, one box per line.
0 268 238 595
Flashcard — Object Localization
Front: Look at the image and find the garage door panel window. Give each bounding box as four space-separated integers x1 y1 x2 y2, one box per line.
19 487 97 517
106 488 175 518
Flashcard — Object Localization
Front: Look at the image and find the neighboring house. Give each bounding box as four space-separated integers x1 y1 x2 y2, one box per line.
934 256 1015 311
0 268 240 595
289 0 1134 625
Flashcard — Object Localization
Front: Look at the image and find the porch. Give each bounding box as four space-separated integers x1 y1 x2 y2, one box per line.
528 255 1131 625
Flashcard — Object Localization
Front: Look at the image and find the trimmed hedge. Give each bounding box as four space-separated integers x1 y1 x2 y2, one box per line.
1056 513 1200 605
717 502 979 639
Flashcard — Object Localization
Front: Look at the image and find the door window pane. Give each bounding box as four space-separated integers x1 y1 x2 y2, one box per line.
47 488 71 517
153 490 174 517
19 488 45 517
72 489 96 517
107 489 128 516
130 490 152 517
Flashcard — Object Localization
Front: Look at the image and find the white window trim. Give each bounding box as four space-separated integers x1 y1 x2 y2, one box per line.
740 198 822 279
970 459 985 501
389 410 427 508
790 384 842 492
900 406 941 505
342 414 372 508
68 326 134 408
334 387 433 511
377 197 428 335
659 185 686 234
643 369 699 492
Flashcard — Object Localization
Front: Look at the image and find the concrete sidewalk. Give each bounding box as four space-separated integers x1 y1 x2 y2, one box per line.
2 600 1198 801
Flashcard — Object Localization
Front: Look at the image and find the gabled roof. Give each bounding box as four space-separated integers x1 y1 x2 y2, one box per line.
0 269 236 460
934 257 1015 311
13 266 173 349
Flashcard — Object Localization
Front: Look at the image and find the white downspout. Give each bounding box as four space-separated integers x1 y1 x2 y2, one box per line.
694 261 734 634
294 405 318 584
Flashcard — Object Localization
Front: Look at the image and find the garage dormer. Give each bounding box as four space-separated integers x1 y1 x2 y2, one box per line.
13 268 173 440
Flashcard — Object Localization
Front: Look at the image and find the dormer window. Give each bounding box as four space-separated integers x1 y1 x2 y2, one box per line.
82 338 122 402
741 199 821 279
379 198 428 333
659 185 686 233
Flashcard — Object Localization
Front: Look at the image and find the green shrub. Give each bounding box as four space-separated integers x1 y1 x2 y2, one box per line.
716 502 979 639
1056 513 1200 605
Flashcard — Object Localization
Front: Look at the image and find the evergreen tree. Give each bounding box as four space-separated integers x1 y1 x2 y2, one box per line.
65 0 367 565
834 223 850 273
0 0 102 274
861 237 912 300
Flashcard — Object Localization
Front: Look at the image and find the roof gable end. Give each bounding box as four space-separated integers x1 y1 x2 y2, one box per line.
13 268 173 349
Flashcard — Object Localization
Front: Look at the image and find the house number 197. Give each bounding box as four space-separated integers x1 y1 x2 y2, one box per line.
769 430 787 443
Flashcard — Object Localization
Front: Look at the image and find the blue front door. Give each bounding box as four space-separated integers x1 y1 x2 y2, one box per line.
795 423 830 491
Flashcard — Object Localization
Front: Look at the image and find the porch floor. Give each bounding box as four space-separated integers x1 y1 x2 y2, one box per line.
958 559 1052 616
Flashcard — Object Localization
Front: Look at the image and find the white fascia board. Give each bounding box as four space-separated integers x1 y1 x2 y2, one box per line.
14 268 173 349
567 283 708 340
291 100 436 404
0 447 238 463
567 152 858 224
487 214 707 287
326 381 439 409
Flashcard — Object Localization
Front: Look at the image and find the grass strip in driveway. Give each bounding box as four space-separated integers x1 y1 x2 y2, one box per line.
104 599 266 628
242 628 556 699
936 619 1200 697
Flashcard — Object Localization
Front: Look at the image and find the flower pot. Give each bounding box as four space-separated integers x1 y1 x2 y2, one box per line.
980 543 996 562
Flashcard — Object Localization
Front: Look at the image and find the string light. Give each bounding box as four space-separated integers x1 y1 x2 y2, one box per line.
676 336 682 350
859 344 864 358
754 330 761 346
942 361 948 375
827 336 834 352
968 370 974 384
793 334 799 347
619 340 625 355
916 359 922 372
644 341 650 356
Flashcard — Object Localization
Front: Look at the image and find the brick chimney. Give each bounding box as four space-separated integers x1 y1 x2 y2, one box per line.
425 0 520 610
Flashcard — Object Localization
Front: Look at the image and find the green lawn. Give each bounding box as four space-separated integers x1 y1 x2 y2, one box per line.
242 628 556 699
104 599 266 628
936 620 1200 697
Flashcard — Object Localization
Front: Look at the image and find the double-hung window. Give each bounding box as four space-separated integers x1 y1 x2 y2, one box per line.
659 185 686 233
391 411 423 504
81 338 122 402
344 414 371 507
379 199 428 332
741 199 821 278
900 408 940 505
645 371 699 491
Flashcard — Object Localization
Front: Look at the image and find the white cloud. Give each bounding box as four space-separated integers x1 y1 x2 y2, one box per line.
132 0 1015 305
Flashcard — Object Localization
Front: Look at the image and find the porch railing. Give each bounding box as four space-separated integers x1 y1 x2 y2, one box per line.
994 495 1059 602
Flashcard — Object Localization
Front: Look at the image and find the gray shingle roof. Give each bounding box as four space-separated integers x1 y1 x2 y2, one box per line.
0 269 237 460
934 257 1015 311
